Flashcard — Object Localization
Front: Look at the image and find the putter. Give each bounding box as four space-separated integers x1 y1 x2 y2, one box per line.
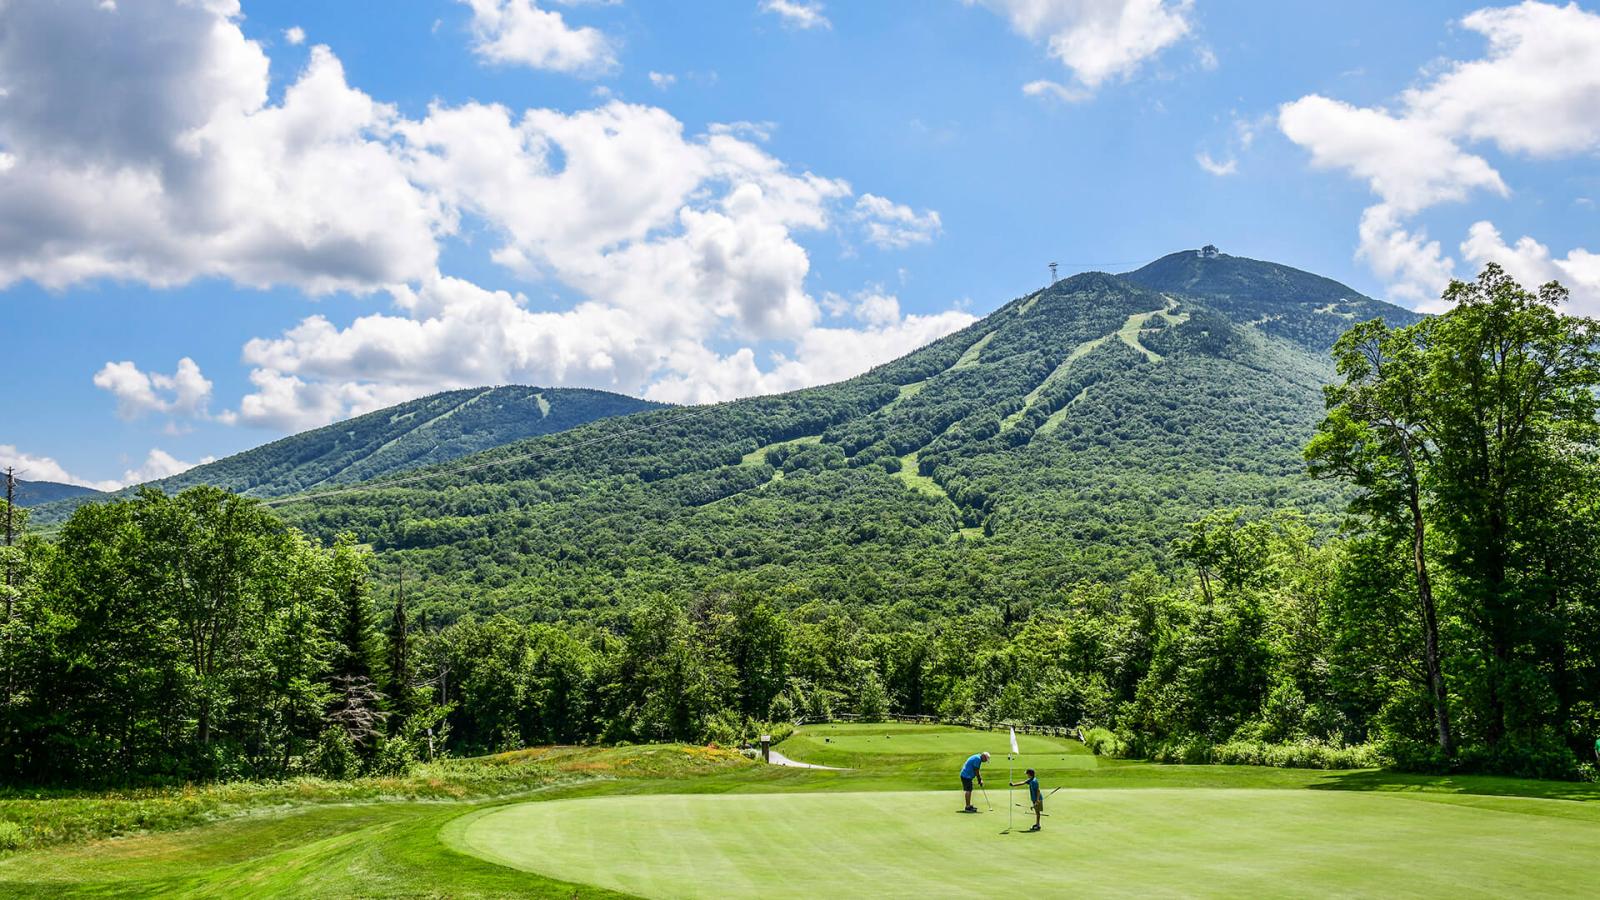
980 784 993 812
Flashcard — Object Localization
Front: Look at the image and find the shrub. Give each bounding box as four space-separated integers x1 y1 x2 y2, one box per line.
367 735 417 778
1080 726 1126 757
1138 736 1384 770
309 727 360 780
0 820 23 852
1454 738 1582 781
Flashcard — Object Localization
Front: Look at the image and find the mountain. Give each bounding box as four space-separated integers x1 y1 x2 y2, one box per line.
1122 247 1420 351
29 386 665 524
266 249 1420 622
8 479 105 508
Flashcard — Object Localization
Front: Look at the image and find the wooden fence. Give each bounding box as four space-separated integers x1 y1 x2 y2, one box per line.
794 712 1081 742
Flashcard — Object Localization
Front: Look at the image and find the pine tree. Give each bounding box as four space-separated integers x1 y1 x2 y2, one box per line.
383 587 413 725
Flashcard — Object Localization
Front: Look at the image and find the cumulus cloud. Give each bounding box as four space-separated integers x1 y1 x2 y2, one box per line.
1460 221 1600 315
0 0 960 434
853 194 943 249
120 448 211 486
0 444 207 491
1279 96 1507 216
283 25 305 45
972 0 1193 92
0 444 119 491
760 0 831 30
0 1 446 293
1279 2 1600 306
92 357 213 421
459 0 616 74
644 299 977 404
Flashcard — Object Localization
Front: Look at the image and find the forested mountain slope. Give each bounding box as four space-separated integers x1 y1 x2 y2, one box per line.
30 386 663 523
275 251 1420 622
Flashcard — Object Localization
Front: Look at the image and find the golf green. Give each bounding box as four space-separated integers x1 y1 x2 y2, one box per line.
444 788 1600 897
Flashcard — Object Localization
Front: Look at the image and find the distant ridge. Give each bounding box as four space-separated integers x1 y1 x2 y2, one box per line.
29 385 663 524
8 479 105 508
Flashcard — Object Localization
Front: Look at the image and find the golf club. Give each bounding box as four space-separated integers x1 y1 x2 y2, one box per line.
980 784 993 812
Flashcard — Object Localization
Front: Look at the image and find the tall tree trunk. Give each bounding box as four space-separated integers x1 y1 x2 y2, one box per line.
1409 487 1453 755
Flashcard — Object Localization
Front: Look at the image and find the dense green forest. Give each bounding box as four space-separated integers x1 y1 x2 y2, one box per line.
26 386 662 524
2 256 1595 786
270 253 1419 622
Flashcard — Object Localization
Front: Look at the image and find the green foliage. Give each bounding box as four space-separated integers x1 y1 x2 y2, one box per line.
1309 264 1600 776
27 386 663 524
310 726 360 780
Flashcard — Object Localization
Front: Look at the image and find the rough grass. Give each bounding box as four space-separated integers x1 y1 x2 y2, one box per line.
0 745 750 853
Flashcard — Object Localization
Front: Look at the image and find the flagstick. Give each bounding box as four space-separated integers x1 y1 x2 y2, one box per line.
1007 753 1014 833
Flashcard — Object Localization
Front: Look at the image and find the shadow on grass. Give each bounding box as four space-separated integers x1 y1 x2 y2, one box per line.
1306 769 1600 802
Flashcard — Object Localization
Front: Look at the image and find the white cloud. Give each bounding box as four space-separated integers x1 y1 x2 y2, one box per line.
1407 2 1600 159
853 194 943 249
0 444 120 491
1278 1 1600 307
0 2 445 293
1278 95 1507 216
1195 151 1236 176
0 444 209 491
120 448 211 486
283 25 305 45
971 0 1193 91
1460 220 1600 314
92 357 213 421
644 302 977 404
0 0 960 434
648 70 676 89
1021 79 1090 104
760 0 831 30
1356 205 1457 307
459 0 616 74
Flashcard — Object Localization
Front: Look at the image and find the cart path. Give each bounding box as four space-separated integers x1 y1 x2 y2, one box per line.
766 749 848 770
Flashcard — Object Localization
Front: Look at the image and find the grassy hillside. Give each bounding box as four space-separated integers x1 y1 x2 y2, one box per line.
28 386 663 524
269 253 1420 621
8 480 103 508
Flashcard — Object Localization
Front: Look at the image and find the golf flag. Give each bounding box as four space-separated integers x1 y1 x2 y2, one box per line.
1009 727 1019 755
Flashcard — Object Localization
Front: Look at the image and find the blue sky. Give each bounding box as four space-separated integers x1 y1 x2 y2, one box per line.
3 0 1597 488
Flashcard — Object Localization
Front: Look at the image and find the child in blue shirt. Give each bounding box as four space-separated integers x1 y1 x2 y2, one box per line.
1010 768 1043 831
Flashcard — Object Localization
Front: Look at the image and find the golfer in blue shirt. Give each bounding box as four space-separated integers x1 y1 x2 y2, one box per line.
960 751 990 812
1011 768 1043 831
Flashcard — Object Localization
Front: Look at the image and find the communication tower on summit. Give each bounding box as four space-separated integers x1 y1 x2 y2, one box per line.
1049 262 1059 284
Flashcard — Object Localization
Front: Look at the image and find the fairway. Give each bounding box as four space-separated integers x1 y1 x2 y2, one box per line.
446 788 1600 898
778 721 1111 772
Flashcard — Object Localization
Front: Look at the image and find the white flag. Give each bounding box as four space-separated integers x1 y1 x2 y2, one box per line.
1009 727 1019 755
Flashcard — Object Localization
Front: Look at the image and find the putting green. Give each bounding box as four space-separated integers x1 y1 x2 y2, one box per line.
445 789 1600 897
